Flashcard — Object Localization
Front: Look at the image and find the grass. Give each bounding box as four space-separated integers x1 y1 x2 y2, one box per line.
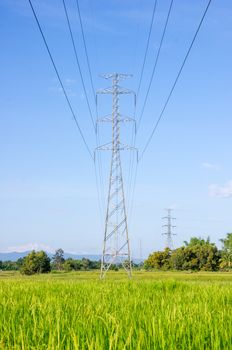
0 271 231 349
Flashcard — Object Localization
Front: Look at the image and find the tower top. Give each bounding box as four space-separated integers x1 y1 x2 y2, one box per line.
99 73 133 80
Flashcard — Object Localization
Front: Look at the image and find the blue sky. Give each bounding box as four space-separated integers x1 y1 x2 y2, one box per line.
0 0 232 258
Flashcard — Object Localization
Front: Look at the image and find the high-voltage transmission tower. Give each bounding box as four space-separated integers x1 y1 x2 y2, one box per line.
162 208 176 249
96 73 136 279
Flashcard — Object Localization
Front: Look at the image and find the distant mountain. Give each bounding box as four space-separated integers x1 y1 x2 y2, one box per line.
0 251 31 261
0 251 144 263
0 251 102 262
63 253 102 261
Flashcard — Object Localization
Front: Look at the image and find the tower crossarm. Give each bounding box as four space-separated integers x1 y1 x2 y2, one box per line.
97 114 136 123
97 87 135 95
96 142 137 151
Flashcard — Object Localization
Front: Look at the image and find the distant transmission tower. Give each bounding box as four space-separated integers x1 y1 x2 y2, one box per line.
162 208 176 249
96 73 136 278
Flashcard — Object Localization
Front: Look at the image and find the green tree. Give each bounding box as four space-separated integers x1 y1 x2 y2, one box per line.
63 258 79 271
220 233 232 270
0 259 24 271
63 258 100 272
184 236 211 247
89 260 101 270
171 241 220 271
52 249 65 270
144 248 171 270
196 244 220 271
81 258 91 271
1 260 18 271
16 257 25 269
21 251 51 275
109 264 119 271
171 247 187 270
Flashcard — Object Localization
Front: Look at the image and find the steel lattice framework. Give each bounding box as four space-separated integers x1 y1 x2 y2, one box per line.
162 208 176 249
96 73 136 278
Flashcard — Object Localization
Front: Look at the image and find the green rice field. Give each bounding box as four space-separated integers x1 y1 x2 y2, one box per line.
0 271 231 349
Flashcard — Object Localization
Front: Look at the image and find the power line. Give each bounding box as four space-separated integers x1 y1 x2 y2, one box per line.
75 0 106 220
127 0 160 224
128 0 160 229
95 126 107 228
62 0 95 131
139 0 212 162
93 159 105 233
75 0 96 103
28 0 93 160
74 0 107 229
128 0 173 219
88 0 100 76
128 0 174 213
131 0 143 78
128 160 138 228
126 126 137 220
136 0 158 100
137 0 174 131
72 0 106 238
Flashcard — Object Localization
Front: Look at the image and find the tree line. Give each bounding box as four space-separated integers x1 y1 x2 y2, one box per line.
144 233 232 271
0 249 138 275
0 249 101 275
1 233 231 274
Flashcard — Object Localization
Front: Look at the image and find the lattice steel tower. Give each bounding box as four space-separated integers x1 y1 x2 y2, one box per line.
96 73 136 279
162 208 176 249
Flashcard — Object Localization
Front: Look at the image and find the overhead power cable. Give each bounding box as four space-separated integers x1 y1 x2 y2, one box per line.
75 0 96 103
137 0 174 130
28 0 93 160
127 0 164 220
62 0 96 131
73 0 106 224
139 0 212 162
74 0 106 229
137 0 158 101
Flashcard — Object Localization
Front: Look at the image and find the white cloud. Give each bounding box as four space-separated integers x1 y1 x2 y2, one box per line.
209 181 232 198
64 78 76 86
202 162 221 171
49 78 78 97
2 243 55 253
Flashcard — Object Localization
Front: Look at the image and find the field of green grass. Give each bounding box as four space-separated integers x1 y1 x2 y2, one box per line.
0 271 231 349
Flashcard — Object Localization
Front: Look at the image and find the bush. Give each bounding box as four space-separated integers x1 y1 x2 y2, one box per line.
21 251 51 275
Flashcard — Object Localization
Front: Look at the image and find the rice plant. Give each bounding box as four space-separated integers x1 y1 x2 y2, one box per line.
0 272 231 349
